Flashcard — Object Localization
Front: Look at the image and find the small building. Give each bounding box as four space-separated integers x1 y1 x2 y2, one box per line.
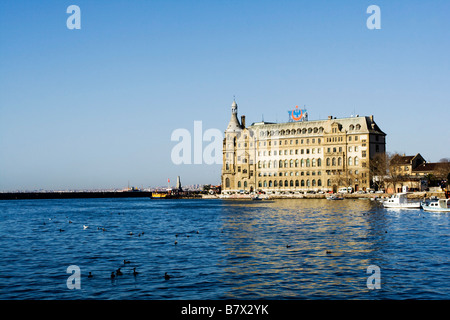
386 153 450 193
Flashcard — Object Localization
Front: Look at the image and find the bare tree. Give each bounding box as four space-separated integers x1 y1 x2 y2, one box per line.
370 152 392 190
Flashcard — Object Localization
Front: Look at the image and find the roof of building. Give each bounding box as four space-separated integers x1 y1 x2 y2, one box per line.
226 100 242 133
413 162 450 173
390 154 416 165
245 115 385 136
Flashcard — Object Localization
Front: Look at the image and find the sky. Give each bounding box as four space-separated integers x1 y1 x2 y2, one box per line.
0 0 449 191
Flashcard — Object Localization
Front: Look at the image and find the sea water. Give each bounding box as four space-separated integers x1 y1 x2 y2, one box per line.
0 198 449 299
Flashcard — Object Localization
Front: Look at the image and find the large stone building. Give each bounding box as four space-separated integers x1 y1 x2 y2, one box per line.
221 100 387 194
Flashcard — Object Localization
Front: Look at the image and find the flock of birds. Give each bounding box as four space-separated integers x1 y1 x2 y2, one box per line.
43 213 180 281
43 211 338 284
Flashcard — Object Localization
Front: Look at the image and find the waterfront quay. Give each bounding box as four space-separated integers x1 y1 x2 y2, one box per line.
216 191 446 200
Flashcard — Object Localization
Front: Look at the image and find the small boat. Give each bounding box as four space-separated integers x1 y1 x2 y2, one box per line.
151 192 171 199
326 194 344 200
382 193 421 209
421 199 450 212
252 196 263 201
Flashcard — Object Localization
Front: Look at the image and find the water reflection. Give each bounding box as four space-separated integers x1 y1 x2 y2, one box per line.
217 198 422 299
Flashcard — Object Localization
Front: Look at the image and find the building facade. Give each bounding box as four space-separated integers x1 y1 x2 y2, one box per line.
385 153 450 193
221 100 386 194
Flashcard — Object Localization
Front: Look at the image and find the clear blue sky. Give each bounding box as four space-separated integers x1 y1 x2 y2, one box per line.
1 0 449 191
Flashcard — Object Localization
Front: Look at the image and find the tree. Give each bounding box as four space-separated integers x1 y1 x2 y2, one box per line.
370 152 391 190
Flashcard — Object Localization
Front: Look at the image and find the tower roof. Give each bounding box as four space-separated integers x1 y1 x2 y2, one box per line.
226 100 242 132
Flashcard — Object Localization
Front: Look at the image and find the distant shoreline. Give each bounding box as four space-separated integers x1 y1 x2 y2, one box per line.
0 191 445 201
0 191 153 200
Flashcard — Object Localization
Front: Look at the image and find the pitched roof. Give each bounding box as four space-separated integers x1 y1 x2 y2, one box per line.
390 155 415 165
413 162 450 173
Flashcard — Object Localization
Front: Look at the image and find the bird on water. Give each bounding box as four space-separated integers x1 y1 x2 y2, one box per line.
133 268 139 276
164 272 171 280
116 268 123 276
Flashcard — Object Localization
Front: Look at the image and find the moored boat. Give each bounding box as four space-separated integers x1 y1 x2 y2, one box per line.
151 192 171 199
326 194 344 200
421 199 450 212
382 193 421 209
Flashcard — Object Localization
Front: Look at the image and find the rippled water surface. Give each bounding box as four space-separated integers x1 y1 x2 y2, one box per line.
0 198 449 299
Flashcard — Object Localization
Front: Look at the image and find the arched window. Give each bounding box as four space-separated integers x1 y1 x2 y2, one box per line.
301 180 305 187
348 157 353 166
263 180 267 187
263 161 266 168
279 160 283 168
274 180 278 187
225 178 230 188
312 159 316 167
268 161 272 168
338 157 342 166
295 159 299 167
258 161 261 169
306 159 310 167
312 179 316 187
284 160 288 168
269 180 273 187
284 180 288 187
326 158 330 166
355 156 359 166
327 179 331 187
301 159 305 167
290 180 294 187
306 179 310 187
318 179 322 186
295 180 299 187
274 160 277 168
237 181 241 188
290 160 294 168
244 181 247 188
332 158 336 166
317 158 322 167
279 180 283 187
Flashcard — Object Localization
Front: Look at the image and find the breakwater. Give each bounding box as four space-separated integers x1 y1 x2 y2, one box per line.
0 191 153 200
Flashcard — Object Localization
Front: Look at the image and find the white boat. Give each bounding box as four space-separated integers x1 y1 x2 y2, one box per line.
382 193 421 209
421 199 450 212
326 194 344 200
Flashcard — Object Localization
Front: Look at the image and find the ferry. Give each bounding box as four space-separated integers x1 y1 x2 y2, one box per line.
150 192 171 199
421 199 450 212
382 193 421 209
